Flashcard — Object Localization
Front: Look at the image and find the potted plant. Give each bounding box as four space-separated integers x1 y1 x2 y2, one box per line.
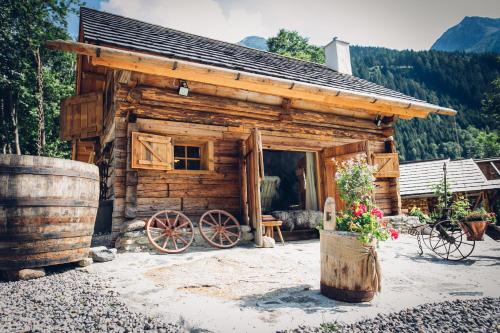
319 158 397 303
459 208 496 241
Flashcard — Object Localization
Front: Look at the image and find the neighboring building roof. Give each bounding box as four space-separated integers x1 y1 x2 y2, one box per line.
80 7 434 108
474 157 500 163
474 157 500 180
400 159 499 197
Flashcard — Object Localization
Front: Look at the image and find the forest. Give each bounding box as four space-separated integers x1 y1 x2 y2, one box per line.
268 29 500 161
1 4 499 162
350 46 499 161
0 0 78 157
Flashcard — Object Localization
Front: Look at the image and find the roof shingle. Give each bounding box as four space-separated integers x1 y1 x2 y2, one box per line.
80 7 430 106
399 159 498 197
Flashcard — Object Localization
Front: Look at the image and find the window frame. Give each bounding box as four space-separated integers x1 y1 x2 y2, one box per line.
173 144 203 171
171 138 214 173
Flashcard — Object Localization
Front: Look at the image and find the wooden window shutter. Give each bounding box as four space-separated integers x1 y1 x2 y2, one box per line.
131 132 173 170
60 92 103 141
372 153 400 178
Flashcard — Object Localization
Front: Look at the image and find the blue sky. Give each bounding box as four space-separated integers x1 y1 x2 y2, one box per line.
68 0 101 37
68 0 500 50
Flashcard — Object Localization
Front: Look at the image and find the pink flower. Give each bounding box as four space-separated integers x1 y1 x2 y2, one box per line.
353 203 367 217
371 207 384 219
389 228 399 240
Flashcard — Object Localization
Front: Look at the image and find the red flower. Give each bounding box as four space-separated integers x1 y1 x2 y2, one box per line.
389 228 399 240
371 207 384 219
353 203 367 217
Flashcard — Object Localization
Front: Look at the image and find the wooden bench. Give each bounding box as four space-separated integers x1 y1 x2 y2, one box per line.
261 215 285 245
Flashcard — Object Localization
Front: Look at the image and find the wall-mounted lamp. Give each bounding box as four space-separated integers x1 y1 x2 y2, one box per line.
374 114 383 128
178 80 189 96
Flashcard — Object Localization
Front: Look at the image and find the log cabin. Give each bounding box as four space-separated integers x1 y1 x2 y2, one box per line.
47 7 457 246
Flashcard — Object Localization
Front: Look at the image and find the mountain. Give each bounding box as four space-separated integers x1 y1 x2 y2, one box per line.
431 16 500 53
238 36 268 51
349 46 499 161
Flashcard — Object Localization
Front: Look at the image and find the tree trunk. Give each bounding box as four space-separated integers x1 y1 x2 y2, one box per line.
0 91 7 154
8 90 21 155
35 48 45 156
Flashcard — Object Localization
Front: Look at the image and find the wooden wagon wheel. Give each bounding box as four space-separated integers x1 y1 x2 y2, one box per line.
428 220 475 261
199 210 241 249
146 210 194 254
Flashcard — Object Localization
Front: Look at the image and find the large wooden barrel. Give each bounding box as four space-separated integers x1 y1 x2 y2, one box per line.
320 230 381 303
0 154 99 270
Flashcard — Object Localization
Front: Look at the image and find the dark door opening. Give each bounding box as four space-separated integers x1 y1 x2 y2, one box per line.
261 149 319 213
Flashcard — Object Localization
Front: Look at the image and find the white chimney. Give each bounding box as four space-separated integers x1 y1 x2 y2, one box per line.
324 37 352 75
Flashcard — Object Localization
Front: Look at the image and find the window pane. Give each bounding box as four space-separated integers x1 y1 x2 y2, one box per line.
187 160 201 170
174 159 186 170
187 146 200 158
174 145 185 157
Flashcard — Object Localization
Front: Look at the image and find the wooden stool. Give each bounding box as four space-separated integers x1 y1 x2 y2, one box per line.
261 216 285 245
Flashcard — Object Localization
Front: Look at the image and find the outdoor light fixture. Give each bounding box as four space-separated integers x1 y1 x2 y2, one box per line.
178 80 189 96
374 114 383 127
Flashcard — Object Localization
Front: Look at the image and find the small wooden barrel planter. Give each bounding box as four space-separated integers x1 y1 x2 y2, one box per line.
320 197 381 303
320 231 380 303
0 154 99 270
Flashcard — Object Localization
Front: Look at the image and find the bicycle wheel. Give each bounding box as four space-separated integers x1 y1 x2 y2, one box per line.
429 220 475 260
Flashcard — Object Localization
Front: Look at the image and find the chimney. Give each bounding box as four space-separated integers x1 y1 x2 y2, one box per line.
324 37 352 75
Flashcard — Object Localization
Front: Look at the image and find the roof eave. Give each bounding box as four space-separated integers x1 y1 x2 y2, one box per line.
45 39 457 119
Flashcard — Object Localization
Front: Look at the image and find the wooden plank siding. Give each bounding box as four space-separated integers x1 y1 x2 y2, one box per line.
95 71 401 236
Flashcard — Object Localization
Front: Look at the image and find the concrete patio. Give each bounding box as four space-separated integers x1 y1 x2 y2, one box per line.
88 235 500 333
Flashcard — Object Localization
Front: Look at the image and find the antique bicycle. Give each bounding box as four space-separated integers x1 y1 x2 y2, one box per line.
410 163 495 261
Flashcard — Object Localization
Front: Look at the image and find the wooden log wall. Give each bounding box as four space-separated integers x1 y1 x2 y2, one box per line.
103 71 401 236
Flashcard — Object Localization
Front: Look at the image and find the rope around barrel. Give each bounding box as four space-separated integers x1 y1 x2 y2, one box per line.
321 231 382 293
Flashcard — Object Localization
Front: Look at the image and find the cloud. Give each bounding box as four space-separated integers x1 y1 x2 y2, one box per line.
100 0 500 50
101 0 267 43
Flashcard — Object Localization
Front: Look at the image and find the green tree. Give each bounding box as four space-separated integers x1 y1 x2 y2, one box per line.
481 76 500 131
265 29 500 161
267 29 325 64
471 129 500 158
0 0 80 157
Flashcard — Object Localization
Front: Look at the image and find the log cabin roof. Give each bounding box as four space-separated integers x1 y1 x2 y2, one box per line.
79 7 436 109
399 159 499 197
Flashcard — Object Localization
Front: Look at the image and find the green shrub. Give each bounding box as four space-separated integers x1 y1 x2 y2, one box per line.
450 195 471 222
409 206 431 224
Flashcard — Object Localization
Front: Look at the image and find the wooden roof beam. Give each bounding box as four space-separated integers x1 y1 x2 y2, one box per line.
45 40 457 119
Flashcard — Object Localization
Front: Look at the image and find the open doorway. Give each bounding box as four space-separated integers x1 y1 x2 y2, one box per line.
261 149 321 237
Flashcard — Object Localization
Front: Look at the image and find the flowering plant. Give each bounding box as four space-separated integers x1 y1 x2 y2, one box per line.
334 158 398 244
409 206 431 224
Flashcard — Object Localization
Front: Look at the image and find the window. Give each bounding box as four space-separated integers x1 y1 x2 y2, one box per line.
130 132 214 172
174 145 202 170
172 140 214 172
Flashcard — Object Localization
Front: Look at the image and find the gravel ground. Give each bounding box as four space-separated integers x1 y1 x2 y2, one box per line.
1 265 499 333
283 297 500 333
0 267 180 333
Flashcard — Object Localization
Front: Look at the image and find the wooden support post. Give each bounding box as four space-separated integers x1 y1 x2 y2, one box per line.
239 140 249 225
